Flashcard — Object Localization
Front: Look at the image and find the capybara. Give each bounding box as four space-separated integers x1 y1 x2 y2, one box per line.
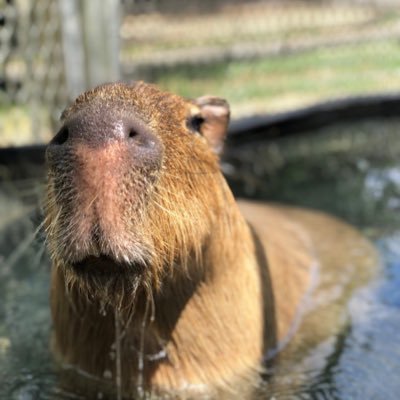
45 82 377 399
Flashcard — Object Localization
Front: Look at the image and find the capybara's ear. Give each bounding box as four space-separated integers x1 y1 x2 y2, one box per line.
189 96 230 154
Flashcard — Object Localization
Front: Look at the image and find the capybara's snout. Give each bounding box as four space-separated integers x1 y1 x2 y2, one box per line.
47 103 163 172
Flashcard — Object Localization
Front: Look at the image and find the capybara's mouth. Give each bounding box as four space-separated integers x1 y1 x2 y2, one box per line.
71 254 144 277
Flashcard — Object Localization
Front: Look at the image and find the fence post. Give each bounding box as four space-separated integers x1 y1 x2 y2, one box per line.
58 0 86 100
81 0 121 88
59 0 120 100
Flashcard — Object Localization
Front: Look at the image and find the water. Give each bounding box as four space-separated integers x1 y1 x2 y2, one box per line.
1 117 400 399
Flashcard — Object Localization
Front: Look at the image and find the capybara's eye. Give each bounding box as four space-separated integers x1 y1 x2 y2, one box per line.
186 115 205 134
128 129 138 139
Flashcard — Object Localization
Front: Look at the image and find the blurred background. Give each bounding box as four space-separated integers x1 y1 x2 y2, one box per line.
1 0 400 146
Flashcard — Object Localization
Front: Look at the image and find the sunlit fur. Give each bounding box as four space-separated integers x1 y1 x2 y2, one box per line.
45 82 378 399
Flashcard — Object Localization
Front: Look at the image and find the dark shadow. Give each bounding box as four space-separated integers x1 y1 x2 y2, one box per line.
248 225 278 364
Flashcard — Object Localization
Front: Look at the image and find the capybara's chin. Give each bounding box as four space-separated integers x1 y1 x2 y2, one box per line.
55 253 147 310
70 254 145 289
71 254 144 276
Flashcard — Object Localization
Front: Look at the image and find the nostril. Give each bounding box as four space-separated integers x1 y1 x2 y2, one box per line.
51 126 69 145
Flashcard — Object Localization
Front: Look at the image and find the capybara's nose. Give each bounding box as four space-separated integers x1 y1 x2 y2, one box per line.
47 105 162 168
50 105 160 151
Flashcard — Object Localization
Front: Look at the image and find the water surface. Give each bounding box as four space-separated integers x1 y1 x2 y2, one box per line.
1 118 400 399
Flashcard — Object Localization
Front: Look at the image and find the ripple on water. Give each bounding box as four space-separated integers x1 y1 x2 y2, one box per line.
319 233 400 400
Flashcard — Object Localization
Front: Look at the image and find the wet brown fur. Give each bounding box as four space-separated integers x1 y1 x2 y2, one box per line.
45 82 378 398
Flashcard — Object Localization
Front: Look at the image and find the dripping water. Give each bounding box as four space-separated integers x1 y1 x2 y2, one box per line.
100 299 107 317
111 276 141 400
137 294 151 399
114 309 122 400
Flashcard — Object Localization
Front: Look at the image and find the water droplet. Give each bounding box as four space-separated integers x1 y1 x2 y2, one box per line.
99 300 107 316
114 308 123 400
147 349 167 361
103 369 112 379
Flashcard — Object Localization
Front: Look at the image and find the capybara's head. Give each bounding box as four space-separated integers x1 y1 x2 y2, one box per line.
45 82 230 304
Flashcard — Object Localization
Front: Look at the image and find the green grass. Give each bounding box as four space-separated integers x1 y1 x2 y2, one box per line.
0 105 52 147
151 39 400 115
2 39 400 146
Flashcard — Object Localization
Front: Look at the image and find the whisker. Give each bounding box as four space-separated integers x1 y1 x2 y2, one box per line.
1 218 46 275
